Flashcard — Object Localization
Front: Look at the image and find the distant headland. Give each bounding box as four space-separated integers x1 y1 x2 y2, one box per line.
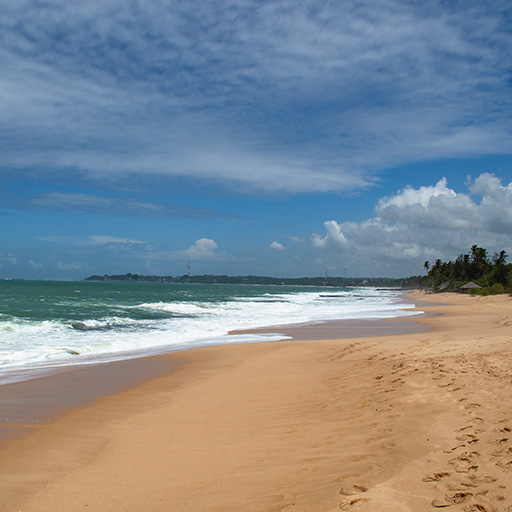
84 273 423 288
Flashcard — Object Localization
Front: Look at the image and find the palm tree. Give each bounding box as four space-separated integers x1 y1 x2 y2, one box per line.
493 250 508 267
470 245 490 291
492 250 509 286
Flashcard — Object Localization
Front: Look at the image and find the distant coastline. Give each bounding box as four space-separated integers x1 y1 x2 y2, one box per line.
84 273 423 288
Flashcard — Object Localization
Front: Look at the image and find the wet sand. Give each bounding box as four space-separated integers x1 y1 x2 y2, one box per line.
229 316 430 340
0 356 177 440
1 291 512 511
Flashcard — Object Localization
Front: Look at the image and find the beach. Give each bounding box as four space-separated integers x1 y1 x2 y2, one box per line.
1 291 512 511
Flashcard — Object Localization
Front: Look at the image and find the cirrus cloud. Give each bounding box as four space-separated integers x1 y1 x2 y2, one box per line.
0 1 511 194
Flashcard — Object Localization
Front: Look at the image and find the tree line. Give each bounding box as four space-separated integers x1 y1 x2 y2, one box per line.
84 273 421 288
423 245 511 294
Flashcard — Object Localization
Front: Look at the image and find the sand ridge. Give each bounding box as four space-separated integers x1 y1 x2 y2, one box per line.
1 292 512 511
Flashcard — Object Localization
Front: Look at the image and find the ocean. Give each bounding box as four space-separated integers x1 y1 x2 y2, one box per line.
0 280 420 384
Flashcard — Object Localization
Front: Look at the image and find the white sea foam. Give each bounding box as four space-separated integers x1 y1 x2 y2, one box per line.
0 287 420 383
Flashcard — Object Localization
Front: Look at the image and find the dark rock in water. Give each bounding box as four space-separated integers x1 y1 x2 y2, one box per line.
71 322 90 331
71 322 112 331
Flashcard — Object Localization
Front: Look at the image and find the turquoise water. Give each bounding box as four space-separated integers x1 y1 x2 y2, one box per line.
0 280 418 380
0 280 300 322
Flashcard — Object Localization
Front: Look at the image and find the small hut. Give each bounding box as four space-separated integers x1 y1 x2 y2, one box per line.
437 282 450 292
459 282 482 291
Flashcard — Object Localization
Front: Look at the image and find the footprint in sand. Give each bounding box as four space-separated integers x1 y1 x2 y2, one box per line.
423 472 451 482
339 497 370 509
496 459 512 471
340 485 368 496
449 451 481 464
444 444 466 453
458 481 478 489
455 464 479 474
445 491 473 504
431 497 452 507
489 437 509 445
464 504 494 512
456 434 480 444
339 485 369 509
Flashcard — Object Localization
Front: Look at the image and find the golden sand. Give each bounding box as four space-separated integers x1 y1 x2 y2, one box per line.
1 291 512 511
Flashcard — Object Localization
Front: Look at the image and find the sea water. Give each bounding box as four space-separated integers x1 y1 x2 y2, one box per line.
0 280 420 383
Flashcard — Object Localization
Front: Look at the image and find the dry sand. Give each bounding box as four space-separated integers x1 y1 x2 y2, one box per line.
1 291 512 511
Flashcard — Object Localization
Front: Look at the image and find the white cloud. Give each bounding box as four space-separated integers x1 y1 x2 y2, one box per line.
87 235 147 246
468 173 512 234
375 178 478 230
377 178 456 210
28 260 43 269
0 253 18 266
39 235 148 247
0 1 511 193
311 173 512 276
57 261 83 271
182 238 219 260
25 192 232 218
312 220 350 249
269 241 286 251
146 238 223 263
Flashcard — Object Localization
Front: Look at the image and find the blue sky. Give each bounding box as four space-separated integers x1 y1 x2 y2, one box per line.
1 0 512 279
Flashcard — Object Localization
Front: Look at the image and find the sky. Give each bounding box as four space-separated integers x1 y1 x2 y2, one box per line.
1 0 512 280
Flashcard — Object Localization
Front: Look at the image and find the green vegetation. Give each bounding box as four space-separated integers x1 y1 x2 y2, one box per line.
423 245 511 294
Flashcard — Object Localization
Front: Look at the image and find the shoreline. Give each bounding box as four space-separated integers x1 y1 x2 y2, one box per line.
0 287 419 388
2 291 512 511
0 292 426 442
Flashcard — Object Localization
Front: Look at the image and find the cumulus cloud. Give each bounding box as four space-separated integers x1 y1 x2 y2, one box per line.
377 178 456 210
0 1 511 193
146 238 224 263
375 178 478 230
182 238 219 260
468 173 512 234
312 221 349 249
269 241 286 251
311 173 512 276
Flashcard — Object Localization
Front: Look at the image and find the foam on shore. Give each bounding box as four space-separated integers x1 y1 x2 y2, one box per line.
0 313 426 442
